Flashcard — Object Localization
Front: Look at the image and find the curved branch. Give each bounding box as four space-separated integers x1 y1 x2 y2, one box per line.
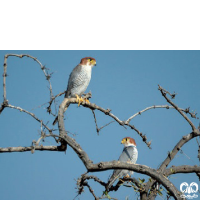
53 132 182 200
144 131 200 199
125 105 198 124
158 85 197 132
1 54 55 115
3 54 54 100
5 104 52 133
57 97 151 148
144 86 200 199
159 131 200 172
56 97 183 199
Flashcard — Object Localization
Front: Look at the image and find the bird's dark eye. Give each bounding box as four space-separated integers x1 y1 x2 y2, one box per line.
125 138 127 141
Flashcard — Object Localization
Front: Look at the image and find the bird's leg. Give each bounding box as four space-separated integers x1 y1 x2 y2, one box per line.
75 95 84 106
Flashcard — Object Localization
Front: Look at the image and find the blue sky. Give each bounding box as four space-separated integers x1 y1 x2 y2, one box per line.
0 51 200 200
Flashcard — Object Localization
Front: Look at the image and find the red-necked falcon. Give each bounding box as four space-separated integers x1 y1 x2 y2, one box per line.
65 57 96 102
53 57 96 125
106 137 138 191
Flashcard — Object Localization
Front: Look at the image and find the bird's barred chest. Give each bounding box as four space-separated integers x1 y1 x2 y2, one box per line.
70 65 92 96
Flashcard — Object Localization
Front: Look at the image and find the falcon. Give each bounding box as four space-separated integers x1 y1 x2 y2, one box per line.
106 137 138 191
53 57 96 125
65 57 96 101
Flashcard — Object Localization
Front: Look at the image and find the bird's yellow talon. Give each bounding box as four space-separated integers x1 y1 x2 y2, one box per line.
75 95 84 106
76 95 90 106
84 98 90 104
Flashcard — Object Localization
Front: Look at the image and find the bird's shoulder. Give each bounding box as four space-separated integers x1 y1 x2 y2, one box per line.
71 64 83 75
119 146 136 162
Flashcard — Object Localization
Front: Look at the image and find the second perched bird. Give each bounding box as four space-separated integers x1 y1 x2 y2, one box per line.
53 57 96 125
106 137 138 191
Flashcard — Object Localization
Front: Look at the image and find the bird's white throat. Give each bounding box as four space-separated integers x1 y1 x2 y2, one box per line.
124 144 136 148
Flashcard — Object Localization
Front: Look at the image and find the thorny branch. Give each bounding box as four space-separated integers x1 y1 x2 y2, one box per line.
142 85 200 200
56 93 199 200
77 175 144 199
158 85 197 132
5 103 52 133
125 105 198 124
1 55 200 200
2 54 54 101
57 97 152 148
0 54 55 120
54 132 184 200
75 85 200 199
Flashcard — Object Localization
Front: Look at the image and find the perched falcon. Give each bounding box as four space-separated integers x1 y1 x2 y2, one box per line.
64 57 96 103
106 137 138 191
52 57 96 125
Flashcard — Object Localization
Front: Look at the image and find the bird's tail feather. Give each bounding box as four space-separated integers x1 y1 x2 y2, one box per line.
106 174 120 192
52 116 58 125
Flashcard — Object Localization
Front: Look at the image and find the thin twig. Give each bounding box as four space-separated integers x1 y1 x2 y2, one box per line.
92 110 99 134
99 121 115 132
125 105 198 124
78 174 106 187
6 104 52 133
91 110 114 134
47 90 65 115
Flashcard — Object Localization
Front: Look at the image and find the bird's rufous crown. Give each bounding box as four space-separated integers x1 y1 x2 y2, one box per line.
121 137 136 146
80 57 96 66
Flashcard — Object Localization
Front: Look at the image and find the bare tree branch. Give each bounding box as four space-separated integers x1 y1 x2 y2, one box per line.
57 97 151 148
0 145 64 153
159 131 200 172
158 85 197 132
1 55 199 200
67 134 182 199
78 175 106 187
164 165 200 176
47 90 65 115
109 177 145 193
1 54 55 115
82 182 99 200
143 86 200 199
5 103 53 134
125 105 198 124
92 110 114 134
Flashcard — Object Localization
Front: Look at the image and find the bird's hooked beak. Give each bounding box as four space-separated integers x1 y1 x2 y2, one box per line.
121 139 125 144
91 59 96 67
